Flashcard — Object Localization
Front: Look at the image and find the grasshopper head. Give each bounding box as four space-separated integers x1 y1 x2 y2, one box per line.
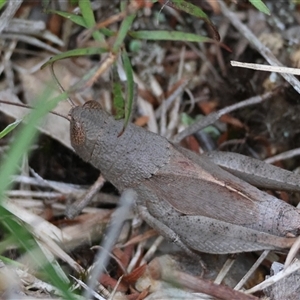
69 101 110 162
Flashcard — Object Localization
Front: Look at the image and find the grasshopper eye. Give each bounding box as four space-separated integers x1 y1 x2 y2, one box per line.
70 118 85 146
83 100 102 110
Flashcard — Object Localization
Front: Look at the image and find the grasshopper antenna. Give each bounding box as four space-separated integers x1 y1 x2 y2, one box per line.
50 62 76 108
0 100 69 121
0 62 77 121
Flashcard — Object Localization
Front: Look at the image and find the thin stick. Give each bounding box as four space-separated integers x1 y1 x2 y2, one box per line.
264 148 300 164
65 174 105 219
0 99 69 121
70 276 106 300
0 0 23 34
50 63 75 107
162 270 259 300
234 250 270 290
218 0 300 94
231 61 300 76
84 189 136 300
140 236 164 264
173 88 280 143
245 259 300 294
284 236 300 269
214 256 236 284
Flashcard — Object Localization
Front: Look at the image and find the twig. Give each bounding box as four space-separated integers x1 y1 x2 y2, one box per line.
161 270 259 300
0 33 60 54
284 236 300 269
264 148 300 164
90 245 128 275
84 189 136 299
65 175 105 219
0 0 23 34
214 256 236 284
231 61 300 76
173 89 279 143
141 236 164 264
218 0 300 94
245 259 300 294
6 190 62 199
155 79 188 119
127 239 146 273
70 276 106 300
234 250 270 290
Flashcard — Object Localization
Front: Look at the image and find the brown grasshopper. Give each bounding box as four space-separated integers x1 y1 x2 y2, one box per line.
69 100 300 255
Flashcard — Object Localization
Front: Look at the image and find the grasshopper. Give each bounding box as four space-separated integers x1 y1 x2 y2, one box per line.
69 100 300 255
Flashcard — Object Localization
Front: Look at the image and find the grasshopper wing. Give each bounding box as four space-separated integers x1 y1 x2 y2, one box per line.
143 144 300 238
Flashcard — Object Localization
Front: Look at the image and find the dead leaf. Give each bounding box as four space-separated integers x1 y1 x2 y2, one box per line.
123 264 147 285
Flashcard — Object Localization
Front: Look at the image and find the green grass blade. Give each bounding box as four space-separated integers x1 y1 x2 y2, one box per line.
79 0 95 27
112 81 125 120
249 0 270 15
162 0 220 40
168 0 209 20
112 66 125 120
0 206 76 299
122 51 135 130
42 47 108 68
0 90 67 198
0 0 7 10
0 119 22 139
98 27 115 37
0 89 75 298
112 14 136 53
129 30 211 42
79 0 104 42
0 254 24 267
47 9 86 27
48 9 114 37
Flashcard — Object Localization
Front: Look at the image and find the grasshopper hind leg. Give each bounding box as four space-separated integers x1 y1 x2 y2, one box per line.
136 204 206 269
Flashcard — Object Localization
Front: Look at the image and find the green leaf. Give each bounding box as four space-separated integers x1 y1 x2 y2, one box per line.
160 0 220 40
0 207 76 299
79 0 95 27
168 0 209 20
0 0 7 10
47 9 114 37
41 47 108 68
122 51 135 131
0 90 74 298
112 81 125 120
0 90 67 198
129 40 142 52
181 113 220 137
181 112 194 126
99 27 115 37
0 254 24 267
112 67 125 120
129 30 211 43
0 119 22 139
112 14 136 53
79 0 104 42
47 9 87 27
249 0 270 15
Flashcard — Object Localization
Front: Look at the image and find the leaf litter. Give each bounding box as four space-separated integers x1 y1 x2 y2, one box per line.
1 0 300 299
